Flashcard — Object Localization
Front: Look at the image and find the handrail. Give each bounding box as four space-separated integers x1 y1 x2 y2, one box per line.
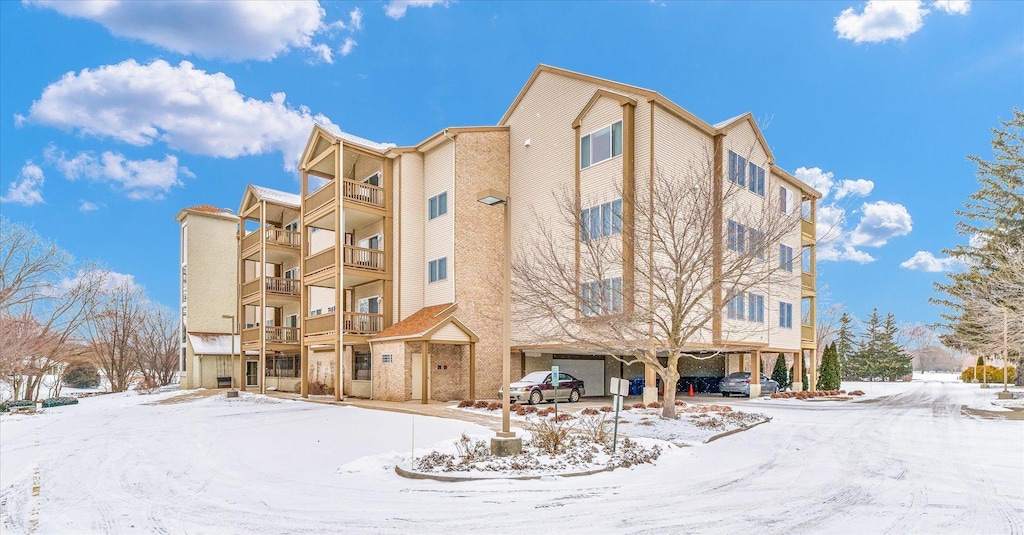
343 312 383 334
304 247 336 275
342 179 384 208
305 183 335 214
343 245 385 272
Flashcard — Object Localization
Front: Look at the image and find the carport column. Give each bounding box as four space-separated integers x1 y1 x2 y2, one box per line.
808 349 818 392
749 350 762 398
300 344 309 398
468 343 476 400
421 341 429 405
643 354 658 404
792 351 803 392
334 342 342 402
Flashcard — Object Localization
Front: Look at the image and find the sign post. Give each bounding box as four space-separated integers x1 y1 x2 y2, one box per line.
610 377 629 453
551 365 559 421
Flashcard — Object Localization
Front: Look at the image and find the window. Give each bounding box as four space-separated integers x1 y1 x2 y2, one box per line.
354 352 371 381
428 257 448 283
780 244 794 272
581 121 623 169
382 354 394 364
364 172 381 187
327 305 336 313
780 302 794 329
580 199 623 242
580 277 623 316
748 228 765 259
267 355 300 378
284 267 299 279
779 186 791 214
748 162 765 196
728 151 747 187
747 293 765 323
310 308 322 316
727 290 745 320
285 220 299 232
728 220 747 253
286 314 298 328
428 191 448 220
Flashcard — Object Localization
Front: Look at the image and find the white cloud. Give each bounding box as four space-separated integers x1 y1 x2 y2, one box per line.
384 0 448 20
23 59 338 171
79 200 102 213
28 0 328 62
849 200 914 247
933 0 970 15
58 269 139 294
339 37 358 57
834 178 874 199
835 0 929 43
309 43 333 64
46 146 192 200
1 162 45 205
795 166 834 198
818 244 877 264
900 251 961 272
348 7 364 30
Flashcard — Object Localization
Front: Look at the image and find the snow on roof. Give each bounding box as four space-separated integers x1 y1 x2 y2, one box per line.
250 185 300 208
319 122 397 153
713 113 748 130
188 333 241 355
176 205 238 221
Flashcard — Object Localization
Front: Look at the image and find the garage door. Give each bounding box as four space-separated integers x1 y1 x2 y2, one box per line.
553 358 605 397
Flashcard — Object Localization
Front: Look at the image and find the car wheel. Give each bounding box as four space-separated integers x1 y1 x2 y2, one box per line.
569 388 581 402
722 392 730 397
529 389 543 405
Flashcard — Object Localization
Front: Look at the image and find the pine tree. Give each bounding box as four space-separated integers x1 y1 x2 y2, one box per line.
772 353 789 391
848 308 882 380
802 363 809 391
817 342 842 390
836 312 856 379
879 313 913 381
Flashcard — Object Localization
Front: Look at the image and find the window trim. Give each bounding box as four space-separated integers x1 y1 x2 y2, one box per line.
428 257 448 284
580 120 624 169
779 302 794 329
428 191 448 220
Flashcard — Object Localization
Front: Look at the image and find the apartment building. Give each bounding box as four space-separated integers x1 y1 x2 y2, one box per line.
178 64 820 401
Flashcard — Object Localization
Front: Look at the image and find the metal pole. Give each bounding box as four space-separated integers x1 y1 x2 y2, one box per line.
1004 308 1009 393
501 199 512 437
613 395 620 453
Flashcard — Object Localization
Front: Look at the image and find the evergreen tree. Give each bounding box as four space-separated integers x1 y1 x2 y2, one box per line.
771 353 789 391
817 342 842 390
836 312 856 379
977 355 985 366
802 362 809 391
879 313 913 380
848 308 882 380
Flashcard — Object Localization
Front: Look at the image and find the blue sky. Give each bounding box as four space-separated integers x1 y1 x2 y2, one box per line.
1 0 1021 329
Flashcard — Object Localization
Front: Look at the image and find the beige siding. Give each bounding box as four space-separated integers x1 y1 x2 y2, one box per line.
432 322 471 343
399 153 425 319
183 214 237 333
423 140 455 306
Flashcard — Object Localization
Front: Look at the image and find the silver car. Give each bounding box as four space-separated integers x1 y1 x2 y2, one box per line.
719 372 779 397
499 371 585 405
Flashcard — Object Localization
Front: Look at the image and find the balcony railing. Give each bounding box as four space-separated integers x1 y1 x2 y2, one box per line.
242 230 260 252
304 313 336 336
342 179 384 209
343 312 383 335
305 183 335 214
801 271 814 290
242 278 261 298
344 245 385 272
265 276 299 296
801 218 814 238
242 227 300 252
801 324 815 342
304 247 336 275
241 326 300 344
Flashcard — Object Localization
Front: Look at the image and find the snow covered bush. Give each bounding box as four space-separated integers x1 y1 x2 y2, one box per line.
529 418 572 454
63 362 100 389
41 396 78 408
457 400 474 408
1 400 35 412
576 412 611 444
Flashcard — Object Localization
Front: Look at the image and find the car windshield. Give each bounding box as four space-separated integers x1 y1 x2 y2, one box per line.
519 372 550 383
727 372 751 379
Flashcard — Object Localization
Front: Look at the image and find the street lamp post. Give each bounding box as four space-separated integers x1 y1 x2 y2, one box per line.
477 188 522 456
222 314 239 398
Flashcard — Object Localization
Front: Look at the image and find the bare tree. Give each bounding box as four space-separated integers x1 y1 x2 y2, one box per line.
514 157 803 418
87 281 146 392
0 217 70 311
133 305 180 387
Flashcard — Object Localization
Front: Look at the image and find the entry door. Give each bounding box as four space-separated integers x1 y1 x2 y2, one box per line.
246 361 259 387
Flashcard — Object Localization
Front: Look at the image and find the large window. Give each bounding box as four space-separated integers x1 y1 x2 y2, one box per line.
581 121 623 169
780 244 794 272
779 186 791 214
728 220 746 253
428 257 448 283
266 355 300 378
428 191 448 220
747 293 765 323
580 199 622 242
580 277 622 317
779 302 794 329
748 161 765 196
748 228 765 259
728 150 765 196
727 290 745 320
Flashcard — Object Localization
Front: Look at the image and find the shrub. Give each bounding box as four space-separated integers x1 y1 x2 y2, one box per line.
0 400 35 413
537 407 553 417
134 377 159 395
308 382 333 395
599 405 613 412
771 352 790 391
515 405 527 416
576 412 611 444
524 405 538 414
675 399 685 406
630 402 646 410
41 397 78 408
850 390 865 396
454 433 489 461
486 402 500 411
529 418 572 454
580 407 600 415
961 366 1016 384
457 400 474 408
473 400 489 409
647 402 663 408
817 342 842 391
64 362 101 389
554 412 574 422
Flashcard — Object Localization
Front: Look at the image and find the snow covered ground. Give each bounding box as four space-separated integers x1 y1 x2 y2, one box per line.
2 375 1022 534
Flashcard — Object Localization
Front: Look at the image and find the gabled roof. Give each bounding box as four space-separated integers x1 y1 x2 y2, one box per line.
714 112 776 164
370 303 479 343
250 185 300 207
572 89 636 129
174 205 238 222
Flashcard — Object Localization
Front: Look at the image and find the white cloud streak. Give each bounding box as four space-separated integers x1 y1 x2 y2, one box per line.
384 0 448 20
835 0 929 43
46 146 192 200
22 59 338 171
834 178 875 199
933 0 971 15
849 200 914 247
28 0 328 62
339 37 357 57
1 162 46 206
79 200 102 213
900 251 962 272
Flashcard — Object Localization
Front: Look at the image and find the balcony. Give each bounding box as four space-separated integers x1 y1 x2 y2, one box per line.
801 324 815 343
801 218 814 240
304 312 336 336
801 271 814 291
342 179 385 209
305 183 335 214
303 311 384 337
242 276 300 299
242 227 300 252
241 326 300 345
304 247 336 276
344 245 385 272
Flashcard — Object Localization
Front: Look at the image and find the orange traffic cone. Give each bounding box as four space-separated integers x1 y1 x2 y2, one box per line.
688 384 695 397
